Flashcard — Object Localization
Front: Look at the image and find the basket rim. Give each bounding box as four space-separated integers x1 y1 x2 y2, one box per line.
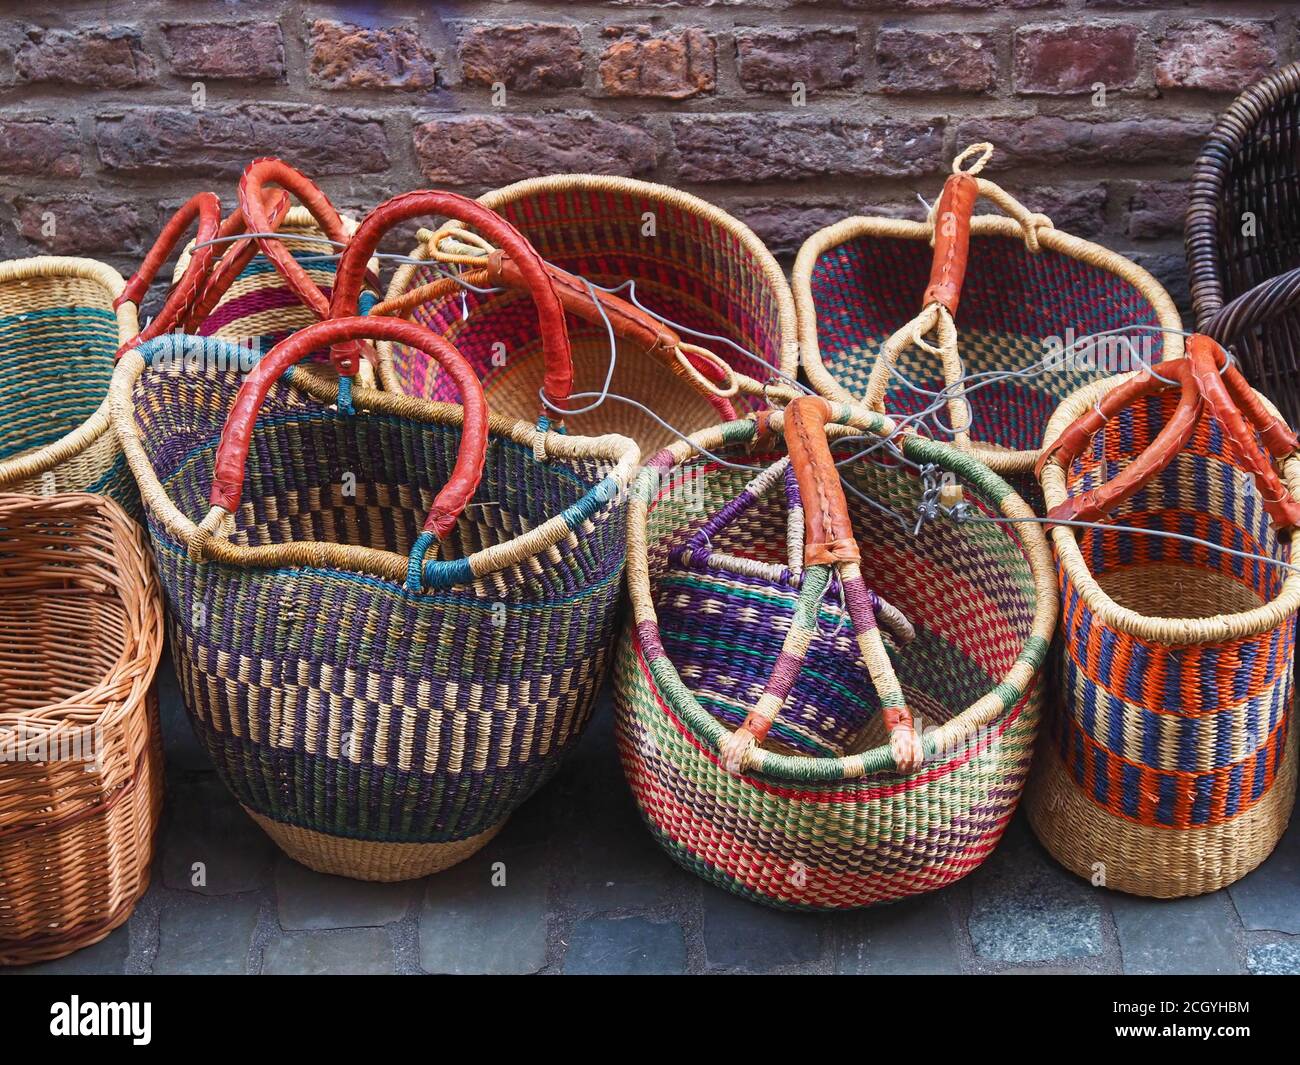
380 172 799 385
1039 373 1300 643
626 402 1059 783
171 205 362 284
110 337 639 589
791 213 1186 471
0 256 138 490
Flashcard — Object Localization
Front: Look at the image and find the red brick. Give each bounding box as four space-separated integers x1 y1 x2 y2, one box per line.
308 19 438 91
95 106 390 178
16 26 156 88
1123 181 1188 240
162 21 285 81
1156 20 1277 93
735 26 859 93
13 196 150 257
672 115 944 183
413 113 660 185
1003 184 1108 238
955 115 1210 169
455 22 582 91
0 118 81 178
598 26 716 99
1014 22 1140 95
877 29 997 95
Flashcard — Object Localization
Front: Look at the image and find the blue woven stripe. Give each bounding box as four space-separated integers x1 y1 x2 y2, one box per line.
421 555 474 590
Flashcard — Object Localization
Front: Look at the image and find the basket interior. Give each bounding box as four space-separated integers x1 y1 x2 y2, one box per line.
0 272 116 464
1066 388 1291 619
132 364 624 601
809 232 1167 455
645 446 1038 758
396 184 789 451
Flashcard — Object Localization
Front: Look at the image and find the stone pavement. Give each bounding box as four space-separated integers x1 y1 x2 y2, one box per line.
12 654 1300 976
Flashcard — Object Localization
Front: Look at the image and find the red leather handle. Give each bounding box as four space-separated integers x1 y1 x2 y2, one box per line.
1187 334 1300 530
784 396 860 567
238 157 353 320
924 172 978 315
183 188 292 332
208 316 489 540
116 192 222 353
330 190 573 399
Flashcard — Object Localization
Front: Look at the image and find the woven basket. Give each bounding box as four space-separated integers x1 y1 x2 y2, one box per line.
1025 335 1300 898
795 145 1184 482
0 492 163 964
375 174 798 454
0 257 139 508
1187 61 1300 430
114 196 637 880
615 394 1058 909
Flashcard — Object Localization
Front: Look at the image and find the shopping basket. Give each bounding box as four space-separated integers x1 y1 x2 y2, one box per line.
615 392 1058 909
1026 333 1300 897
0 492 163 964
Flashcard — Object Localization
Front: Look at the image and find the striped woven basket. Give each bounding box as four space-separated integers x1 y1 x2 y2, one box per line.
374 174 798 453
0 257 139 508
0 492 163 964
615 394 1058 909
1026 335 1300 897
794 144 1184 483
113 195 637 881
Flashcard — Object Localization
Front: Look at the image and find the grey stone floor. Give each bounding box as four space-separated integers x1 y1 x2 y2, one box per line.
12 654 1300 975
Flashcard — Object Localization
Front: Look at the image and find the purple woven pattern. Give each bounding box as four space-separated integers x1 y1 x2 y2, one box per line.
132 362 627 843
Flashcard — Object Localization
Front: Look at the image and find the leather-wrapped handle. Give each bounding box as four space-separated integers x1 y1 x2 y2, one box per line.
208 315 489 540
784 396 861 567
331 190 573 399
924 172 978 315
116 192 222 353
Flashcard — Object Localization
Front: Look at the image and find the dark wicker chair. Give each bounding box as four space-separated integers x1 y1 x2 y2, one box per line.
1187 61 1300 430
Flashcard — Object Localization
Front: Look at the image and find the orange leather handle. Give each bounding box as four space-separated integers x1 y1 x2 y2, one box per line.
924 172 978 315
784 396 860 567
116 192 222 353
331 190 573 400
182 188 292 332
208 316 489 539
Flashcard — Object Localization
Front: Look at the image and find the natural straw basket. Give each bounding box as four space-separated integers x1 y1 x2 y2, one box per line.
0 257 139 507
0 492 163 965
615 393 1058 909
114 192 637 881
1187 61 1300 430
1025 335 1300 898
376 174 798 453
795 144 1184 481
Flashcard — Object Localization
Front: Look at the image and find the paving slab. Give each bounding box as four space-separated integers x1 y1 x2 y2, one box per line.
563 917 687 975
162 773 275 895
835 894 962 975
1228 819 1300 934
262 929 397 975
155 895 260 975
701 884 826 972
1111 892 1241 974
1246 940 1300 975
275 856 414 930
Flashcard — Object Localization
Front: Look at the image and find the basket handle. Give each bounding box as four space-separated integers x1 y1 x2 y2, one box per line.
1199 265 1300 349
237 157 357 321
115 192 222 353
203 315 489 544
718 395 922 776
330 190 573 410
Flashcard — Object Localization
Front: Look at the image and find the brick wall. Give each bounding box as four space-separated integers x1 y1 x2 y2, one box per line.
1 0 1293 311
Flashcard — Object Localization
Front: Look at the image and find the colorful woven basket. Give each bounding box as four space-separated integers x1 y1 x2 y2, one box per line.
1026 334 1300 897
615 393 1058 909
113 193 637 881
0 492 163 964
795 144 1184 481
375 174 798 453
0 257 140 508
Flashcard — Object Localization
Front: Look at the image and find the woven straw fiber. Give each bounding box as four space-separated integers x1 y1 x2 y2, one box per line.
113 335 637 881
0 493 164 964
0 258 140 511
1025 378 1300 897
615 410 1058 909
382 175 798 453
794 213 1184 484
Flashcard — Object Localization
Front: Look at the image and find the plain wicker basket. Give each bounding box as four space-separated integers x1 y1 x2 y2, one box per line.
0 257 139 507
0 492 164 964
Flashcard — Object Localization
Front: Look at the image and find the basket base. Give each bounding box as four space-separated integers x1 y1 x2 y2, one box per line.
1025 720 1297 898
243 809 506 882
